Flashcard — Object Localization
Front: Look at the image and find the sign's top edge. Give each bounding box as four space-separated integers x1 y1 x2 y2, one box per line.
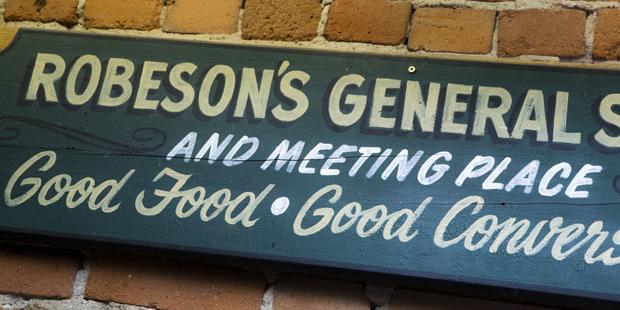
2 27 620 73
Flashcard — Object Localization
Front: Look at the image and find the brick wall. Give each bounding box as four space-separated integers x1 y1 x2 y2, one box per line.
2 0 620 62
0 246 556 310
1 0 619 309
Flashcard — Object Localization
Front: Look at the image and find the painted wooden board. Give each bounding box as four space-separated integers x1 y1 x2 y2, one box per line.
0 29 619 302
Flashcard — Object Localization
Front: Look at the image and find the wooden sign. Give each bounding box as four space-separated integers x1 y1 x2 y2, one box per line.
0 29 619 302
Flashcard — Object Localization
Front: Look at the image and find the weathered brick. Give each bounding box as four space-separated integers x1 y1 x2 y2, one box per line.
389 289 552 310
85 255 266 310
242 0 321 41
4 0 78 26
325 0 412 45
498 9 586 58
593 9 620 60
0 250 78 298
163 0 240 34
409 8 496 54
84 0 162 30
273 275 368 310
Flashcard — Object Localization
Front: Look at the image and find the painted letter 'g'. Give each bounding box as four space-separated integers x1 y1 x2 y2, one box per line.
4 150 56 207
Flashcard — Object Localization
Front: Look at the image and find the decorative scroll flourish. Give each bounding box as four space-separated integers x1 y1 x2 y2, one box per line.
0 116 166 154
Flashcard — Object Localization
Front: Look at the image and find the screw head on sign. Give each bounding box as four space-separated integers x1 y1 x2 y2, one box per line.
408 66 416 74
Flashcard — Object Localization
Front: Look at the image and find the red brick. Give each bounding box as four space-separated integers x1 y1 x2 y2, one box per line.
325 0 412 45
273 275 368 310
163 0 240 34
389 289 553 310
593 9 620 60
85 255 266 310
498 9 586 58
0 250 77 298
4 0 78 26
409 8 496 54
84 0 163 30
242 0 321 41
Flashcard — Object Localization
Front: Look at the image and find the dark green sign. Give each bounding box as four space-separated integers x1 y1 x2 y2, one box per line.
0 29 619 302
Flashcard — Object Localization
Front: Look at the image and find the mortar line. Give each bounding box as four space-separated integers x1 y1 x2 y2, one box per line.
74 0 86 30
317 0 332 39
0 0 6 25
260 284 275 310
489 10 500 57
0 294 28 309
584 10 597 63
236 7 244 39
403 3 413 49
159 0 169 30
1 293 159 309
71 259 90 299
407 0 620 10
